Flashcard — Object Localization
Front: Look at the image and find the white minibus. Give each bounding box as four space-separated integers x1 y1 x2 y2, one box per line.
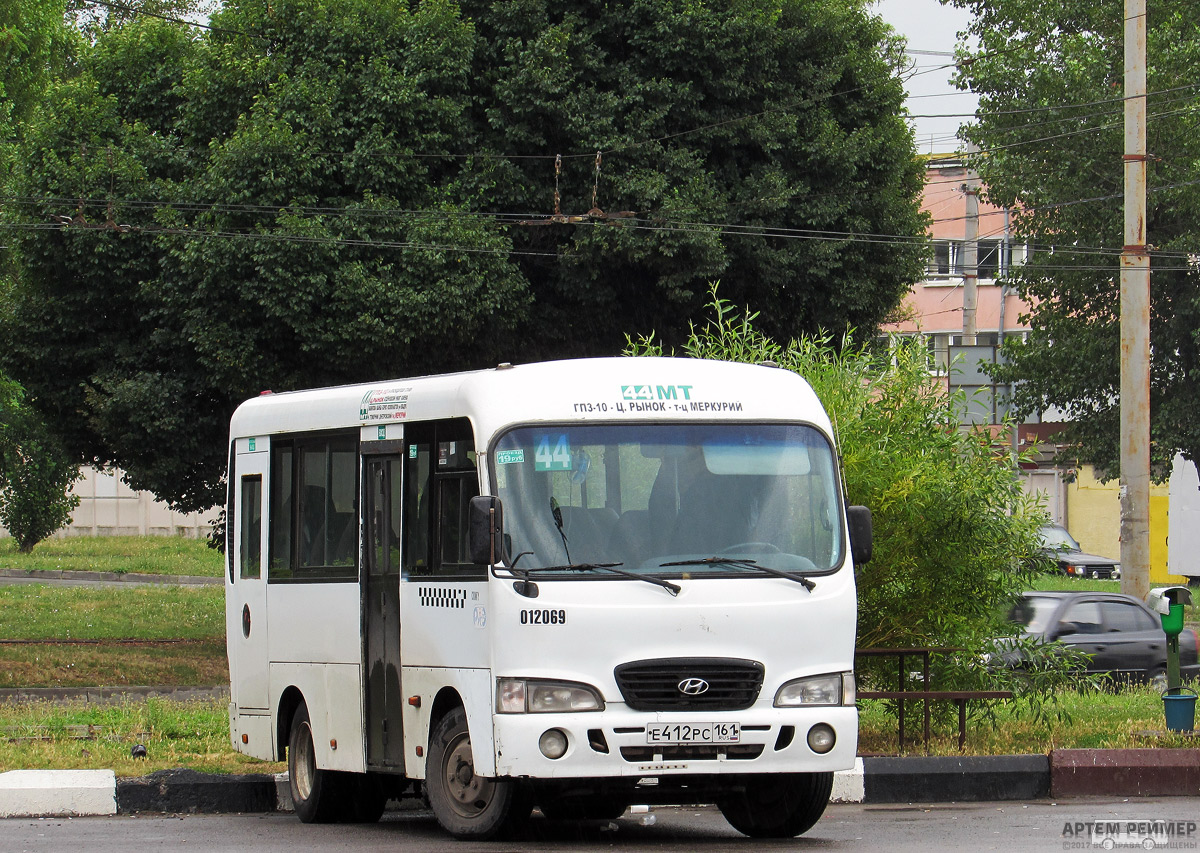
225 357 870 839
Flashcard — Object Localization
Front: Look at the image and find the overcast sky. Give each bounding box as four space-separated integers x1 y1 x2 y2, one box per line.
873 0 980 154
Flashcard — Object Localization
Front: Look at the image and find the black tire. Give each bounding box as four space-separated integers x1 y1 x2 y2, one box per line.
717 772 833 838
538 796 629 821
288 704 343 823
426 707 532 839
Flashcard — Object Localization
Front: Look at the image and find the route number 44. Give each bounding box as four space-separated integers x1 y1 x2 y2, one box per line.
535 434 572 471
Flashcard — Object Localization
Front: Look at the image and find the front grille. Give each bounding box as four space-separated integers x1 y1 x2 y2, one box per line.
614 658 764 711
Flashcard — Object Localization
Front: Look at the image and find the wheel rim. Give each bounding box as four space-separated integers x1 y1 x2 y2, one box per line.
293 721 315 802
440 729 496 818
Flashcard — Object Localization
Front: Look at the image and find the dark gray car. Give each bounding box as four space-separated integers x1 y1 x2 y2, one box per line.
1038 524 1121 579
1005 591 1199 687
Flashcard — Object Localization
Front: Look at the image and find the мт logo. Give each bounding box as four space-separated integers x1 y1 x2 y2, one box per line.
621 384 695 401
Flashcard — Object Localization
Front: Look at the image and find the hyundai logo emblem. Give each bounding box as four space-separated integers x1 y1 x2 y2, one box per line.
678 678 710 696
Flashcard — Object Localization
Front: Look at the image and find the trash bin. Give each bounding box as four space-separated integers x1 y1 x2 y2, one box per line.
1162 686 1197 733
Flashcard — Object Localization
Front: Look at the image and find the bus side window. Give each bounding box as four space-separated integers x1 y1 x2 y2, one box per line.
404 441 432 576
438 471 480 571
402 420 480 580
270 443 293 578
268 433 357 582
239 475 262 579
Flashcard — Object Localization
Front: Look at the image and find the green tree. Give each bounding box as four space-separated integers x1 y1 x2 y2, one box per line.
2 0 927 514
0 0 78 166
951 0 1200 477
0 373 80 553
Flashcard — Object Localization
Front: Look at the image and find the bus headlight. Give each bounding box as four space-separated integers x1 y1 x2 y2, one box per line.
774 673 854 707
497 679 605 713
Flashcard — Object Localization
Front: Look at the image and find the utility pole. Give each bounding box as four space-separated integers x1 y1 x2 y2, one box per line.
1120 0 1151 600
962 142 980 346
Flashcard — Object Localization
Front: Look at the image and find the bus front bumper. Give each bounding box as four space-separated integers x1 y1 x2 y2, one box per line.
492 705 857 779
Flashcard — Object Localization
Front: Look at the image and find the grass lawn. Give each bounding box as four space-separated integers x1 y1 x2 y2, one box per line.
0 641 228 689
0 585 227 687
0 585 224 640
0 697 280 776
0 536 223 577
1030 575 1122 593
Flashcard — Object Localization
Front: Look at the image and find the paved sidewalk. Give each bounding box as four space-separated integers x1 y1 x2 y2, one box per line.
0 685 229 705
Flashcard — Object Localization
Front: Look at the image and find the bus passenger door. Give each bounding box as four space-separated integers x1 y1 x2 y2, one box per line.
232 439 269 710
363 450 405 772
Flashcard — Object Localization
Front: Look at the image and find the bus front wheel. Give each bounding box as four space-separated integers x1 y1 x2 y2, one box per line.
717 772 833 838
426 707 531 839
288 704 343 823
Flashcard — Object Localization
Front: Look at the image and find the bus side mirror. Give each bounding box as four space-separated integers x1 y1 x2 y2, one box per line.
469 496 505 566
847 505 872 565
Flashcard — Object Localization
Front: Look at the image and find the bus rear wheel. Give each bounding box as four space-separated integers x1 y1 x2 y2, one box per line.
717 772 833 838
426 707 531 839
288 704 344 823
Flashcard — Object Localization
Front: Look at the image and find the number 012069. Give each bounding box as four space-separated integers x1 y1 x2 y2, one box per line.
520 609 567 625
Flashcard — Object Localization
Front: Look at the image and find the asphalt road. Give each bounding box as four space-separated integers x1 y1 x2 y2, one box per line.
2 799 1198 853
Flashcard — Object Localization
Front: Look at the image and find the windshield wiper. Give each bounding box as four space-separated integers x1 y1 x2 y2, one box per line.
660 556 816 591
514 562 680 596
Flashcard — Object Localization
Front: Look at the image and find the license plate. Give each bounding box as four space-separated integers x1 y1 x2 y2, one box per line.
646 722 740 745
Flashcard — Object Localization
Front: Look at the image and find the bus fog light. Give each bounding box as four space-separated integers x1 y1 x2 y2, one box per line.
539 728 568 759
807 723 836 754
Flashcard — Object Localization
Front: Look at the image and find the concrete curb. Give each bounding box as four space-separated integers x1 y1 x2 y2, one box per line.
0 568 219 585
0 770 116 817
1050 749 1200 798
831 758 865 802
117 768 276 814
864 754 1050 803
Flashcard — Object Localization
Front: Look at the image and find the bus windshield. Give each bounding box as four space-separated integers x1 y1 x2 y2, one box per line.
491 423 844 578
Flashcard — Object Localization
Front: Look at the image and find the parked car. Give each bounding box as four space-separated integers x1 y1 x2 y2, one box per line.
1038 523 1121 579
1001 591 1199 687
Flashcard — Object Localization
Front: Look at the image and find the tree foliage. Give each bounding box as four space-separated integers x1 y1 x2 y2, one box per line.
2 0 927 512
952 0 1200 478
0 374 80 553
0 0 79 184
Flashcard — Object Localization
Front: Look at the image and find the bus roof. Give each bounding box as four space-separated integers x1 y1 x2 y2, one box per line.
228 357 833 444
